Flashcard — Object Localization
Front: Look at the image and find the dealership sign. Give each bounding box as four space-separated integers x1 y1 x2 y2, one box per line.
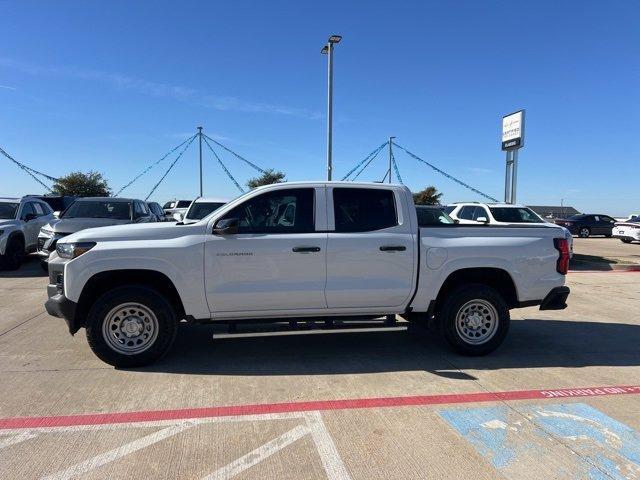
501 110 525 151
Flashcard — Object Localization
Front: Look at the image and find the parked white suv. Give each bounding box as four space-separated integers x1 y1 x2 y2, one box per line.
445 202 573 255
0 197 55 269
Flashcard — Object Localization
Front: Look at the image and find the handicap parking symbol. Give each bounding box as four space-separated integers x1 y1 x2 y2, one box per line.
439 403 640 479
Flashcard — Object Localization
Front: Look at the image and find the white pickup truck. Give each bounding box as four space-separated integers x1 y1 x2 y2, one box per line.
45 182 571 367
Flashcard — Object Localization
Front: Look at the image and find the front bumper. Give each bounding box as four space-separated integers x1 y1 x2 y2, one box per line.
45 292 78 334
44 261 80 334
540 286 570 310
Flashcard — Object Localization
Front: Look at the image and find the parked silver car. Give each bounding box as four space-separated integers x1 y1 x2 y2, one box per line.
37 197 155 268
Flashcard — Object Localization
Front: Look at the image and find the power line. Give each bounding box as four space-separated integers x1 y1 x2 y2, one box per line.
341 141 388 181
390 150 403 184
202 136 245 194
352 142 387 181
202 134 265 174
145 135 197 201
117 134 197 196
0 146 55 192
392 141 498 202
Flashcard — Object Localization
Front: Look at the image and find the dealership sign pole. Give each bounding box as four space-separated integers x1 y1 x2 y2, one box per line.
502 110 525 204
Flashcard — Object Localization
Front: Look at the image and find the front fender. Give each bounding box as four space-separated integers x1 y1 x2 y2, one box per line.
60 238 209 319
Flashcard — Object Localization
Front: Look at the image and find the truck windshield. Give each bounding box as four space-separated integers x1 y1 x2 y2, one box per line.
489 207 542 223
63 201 132 220
0 202 19 219
186 202 226 220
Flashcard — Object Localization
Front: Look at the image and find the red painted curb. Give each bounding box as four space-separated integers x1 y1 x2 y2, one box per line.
1 385 638 430
569 269 640 273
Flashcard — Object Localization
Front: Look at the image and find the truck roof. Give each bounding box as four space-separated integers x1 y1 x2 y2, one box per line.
75 197 135 202
254 181 407 190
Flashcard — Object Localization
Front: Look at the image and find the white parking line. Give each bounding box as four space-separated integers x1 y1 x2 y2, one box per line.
41 422 194 480
304 412 352 480
203 424 310 479
1 412 351 480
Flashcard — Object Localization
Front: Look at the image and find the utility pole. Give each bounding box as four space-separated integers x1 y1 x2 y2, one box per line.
321 35 342 181
198 126 203 196
388 136 395 184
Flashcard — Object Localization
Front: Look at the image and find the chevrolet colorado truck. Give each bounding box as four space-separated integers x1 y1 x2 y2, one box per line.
45 182 571 367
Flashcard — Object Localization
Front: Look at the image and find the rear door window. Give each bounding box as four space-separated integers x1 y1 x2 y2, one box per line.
473 207 489 221
457 206 476 220
333 188 397 232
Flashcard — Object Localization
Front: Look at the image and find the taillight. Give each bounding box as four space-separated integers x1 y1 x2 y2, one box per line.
554 238 570 274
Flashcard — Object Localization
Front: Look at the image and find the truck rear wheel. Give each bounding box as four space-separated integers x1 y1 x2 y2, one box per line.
438 284 510 355
85 285 178 367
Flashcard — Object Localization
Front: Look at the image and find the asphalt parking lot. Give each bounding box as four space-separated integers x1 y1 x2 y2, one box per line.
1 246 639 480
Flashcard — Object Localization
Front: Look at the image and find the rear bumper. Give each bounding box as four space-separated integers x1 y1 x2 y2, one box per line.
540 286 570 310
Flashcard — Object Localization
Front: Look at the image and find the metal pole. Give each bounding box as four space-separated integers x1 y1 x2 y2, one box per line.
511 149 519 204
198 126 203 196
504 151 512 203
388 137 395 184
326 42 334 181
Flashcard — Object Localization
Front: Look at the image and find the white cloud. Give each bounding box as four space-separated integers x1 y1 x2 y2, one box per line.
0 84 17 90
0 57 322 119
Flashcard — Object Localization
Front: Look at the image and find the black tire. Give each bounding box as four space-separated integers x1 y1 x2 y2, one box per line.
621 239 633 244
40 260 49 272
85 285 178 368
1 235 25 270
438 284 510 356
605 234 612 238
578 227 591 238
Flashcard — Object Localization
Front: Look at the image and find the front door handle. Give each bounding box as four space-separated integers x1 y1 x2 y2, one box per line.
292 246 321 253
380 245 406 252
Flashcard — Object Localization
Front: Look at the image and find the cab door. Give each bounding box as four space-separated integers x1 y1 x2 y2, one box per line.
325 187 416 309
204 187 328 314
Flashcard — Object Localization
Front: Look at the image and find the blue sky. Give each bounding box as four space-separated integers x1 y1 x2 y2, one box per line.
1 0 638 214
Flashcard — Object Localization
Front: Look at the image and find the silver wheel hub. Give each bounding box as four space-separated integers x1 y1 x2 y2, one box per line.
102 303 159 355
121 317 144 337
455 299 499 345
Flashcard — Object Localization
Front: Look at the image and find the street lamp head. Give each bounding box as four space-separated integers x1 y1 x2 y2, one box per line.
320 45 329 54
328 35 342 44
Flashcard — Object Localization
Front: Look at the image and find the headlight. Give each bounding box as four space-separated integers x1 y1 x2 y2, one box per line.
56 242 96 259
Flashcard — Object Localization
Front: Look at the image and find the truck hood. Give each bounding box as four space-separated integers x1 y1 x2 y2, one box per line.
60 221 204 243
45 217 131 234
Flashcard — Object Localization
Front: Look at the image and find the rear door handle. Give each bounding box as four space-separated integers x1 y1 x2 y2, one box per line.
380 245 406 252
292 246 321 253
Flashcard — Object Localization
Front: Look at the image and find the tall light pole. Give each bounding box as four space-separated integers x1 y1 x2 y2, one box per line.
321 35 342 181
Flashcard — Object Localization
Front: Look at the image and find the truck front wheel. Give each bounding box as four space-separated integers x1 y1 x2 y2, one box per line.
85 285 178 367
439 284 510 355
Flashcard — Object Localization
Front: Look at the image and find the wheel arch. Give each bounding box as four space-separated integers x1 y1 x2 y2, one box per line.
434 267 518 313
74 269 186 332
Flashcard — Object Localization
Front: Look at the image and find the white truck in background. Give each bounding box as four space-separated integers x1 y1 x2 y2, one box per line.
45 182 571 367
